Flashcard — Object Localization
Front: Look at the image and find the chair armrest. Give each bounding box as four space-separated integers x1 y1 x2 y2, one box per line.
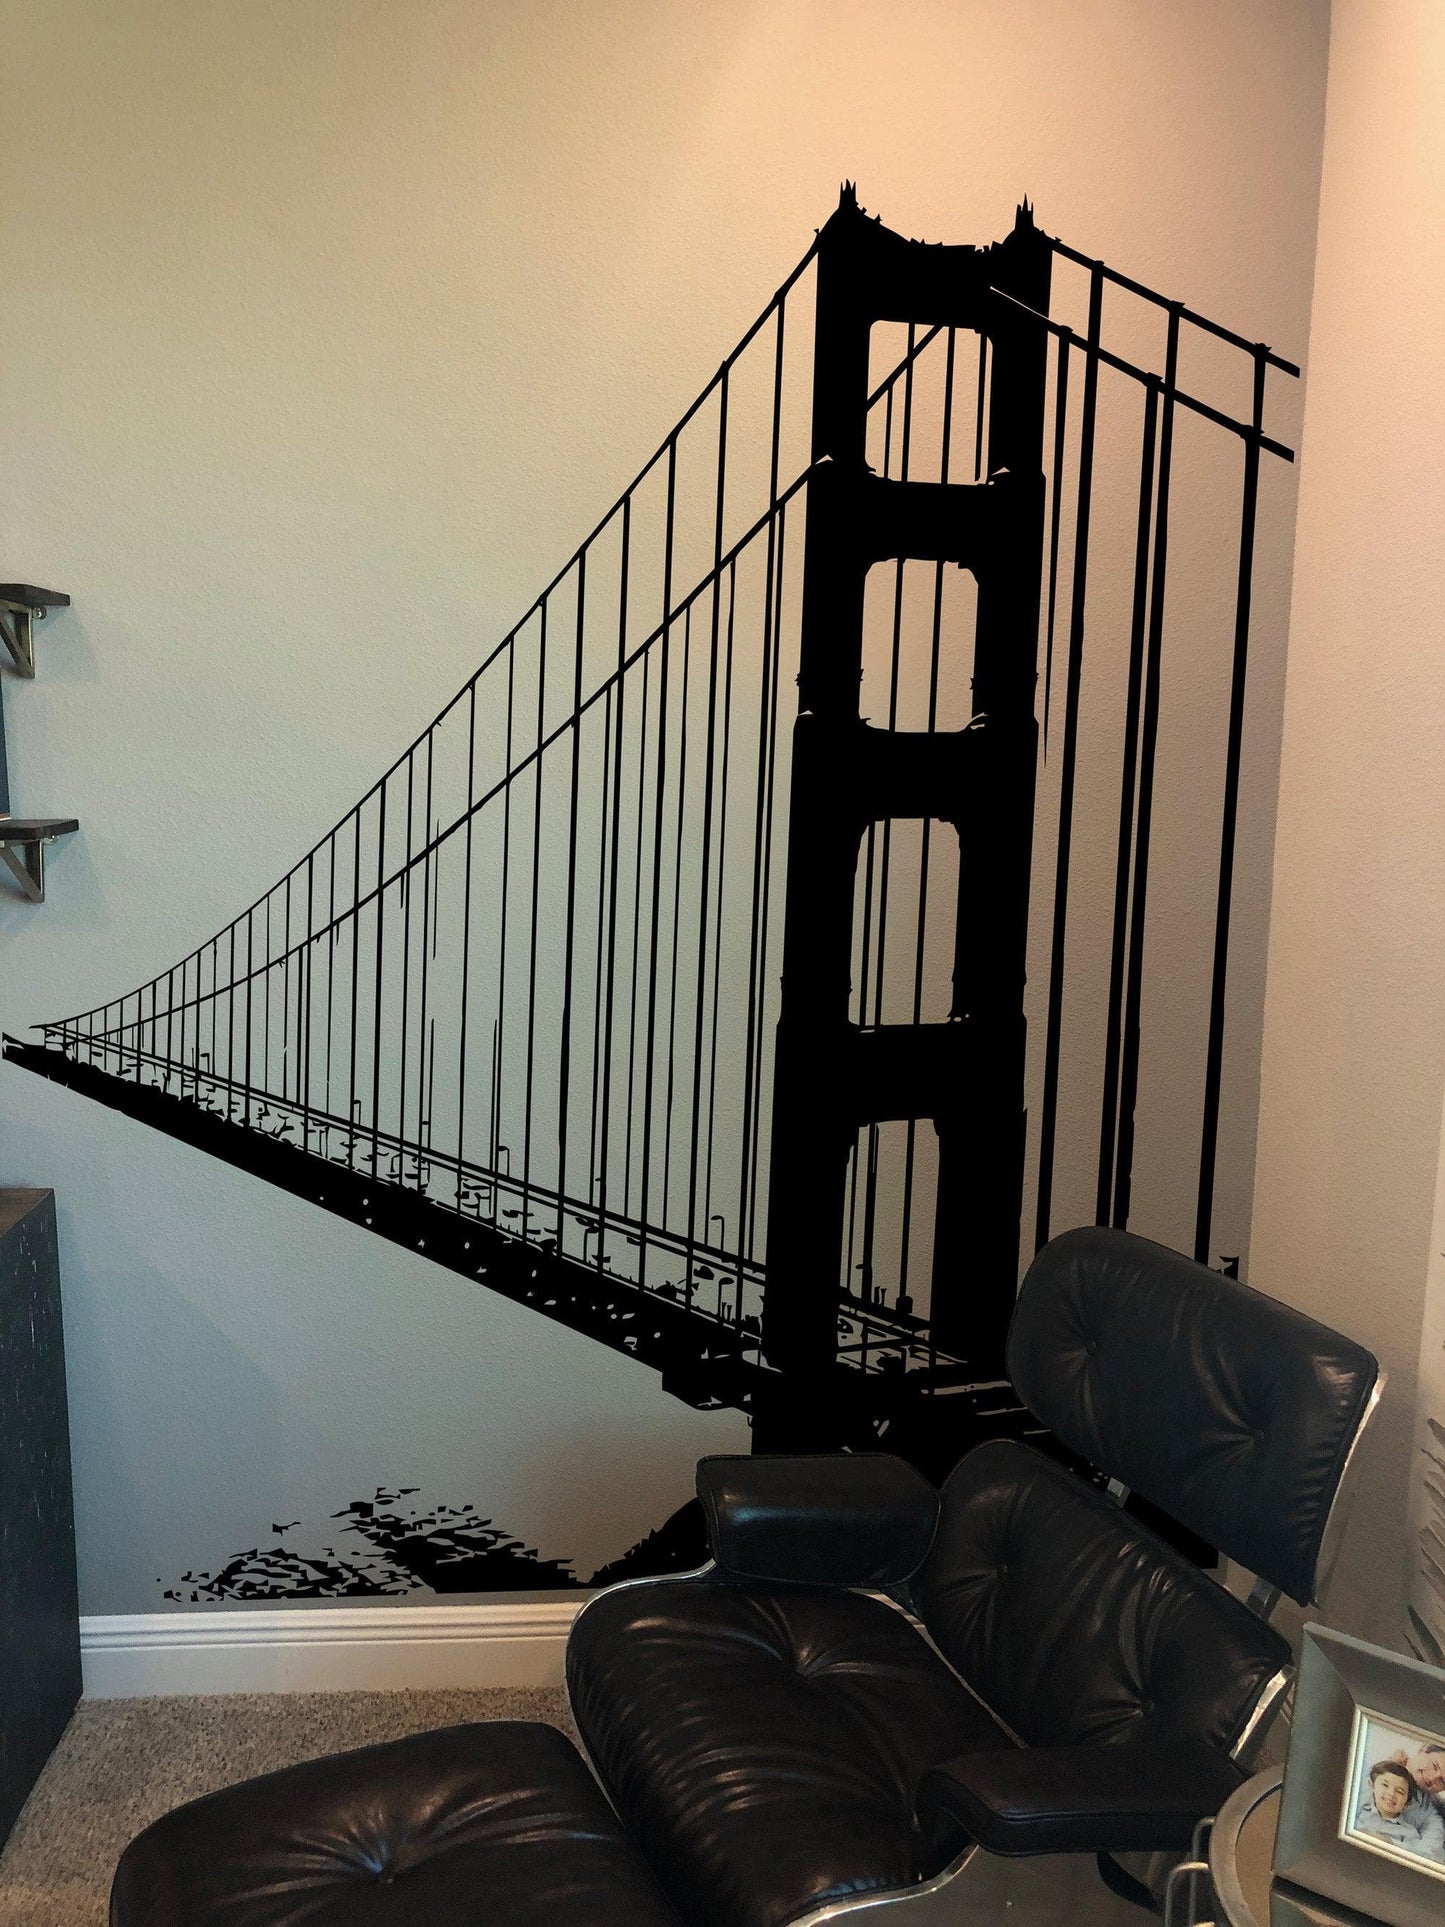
916 1741 1246 1857
695 1453 939 1587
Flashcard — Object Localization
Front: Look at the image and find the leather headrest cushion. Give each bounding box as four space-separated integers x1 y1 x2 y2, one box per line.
1006 1228 1378 1605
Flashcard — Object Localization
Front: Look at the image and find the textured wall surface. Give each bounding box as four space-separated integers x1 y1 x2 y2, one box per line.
0 0 1328 1613
1251 0 1445 1647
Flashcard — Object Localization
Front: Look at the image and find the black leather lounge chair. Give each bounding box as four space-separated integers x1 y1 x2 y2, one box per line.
566 1226 1383 1927
109 1227 1382 1927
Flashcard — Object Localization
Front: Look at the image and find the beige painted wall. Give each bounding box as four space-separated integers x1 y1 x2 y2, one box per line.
1251 0 1445 1645
0 0 1328 1611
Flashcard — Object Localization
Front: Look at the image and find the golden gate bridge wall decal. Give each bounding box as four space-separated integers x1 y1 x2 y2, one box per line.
4 190 1297 1559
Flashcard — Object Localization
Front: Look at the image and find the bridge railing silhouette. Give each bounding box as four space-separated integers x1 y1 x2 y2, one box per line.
9 193 1298 1443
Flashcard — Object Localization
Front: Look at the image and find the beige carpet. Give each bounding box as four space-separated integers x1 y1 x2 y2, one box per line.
0 1689 1144 1925
0 1688 567 1927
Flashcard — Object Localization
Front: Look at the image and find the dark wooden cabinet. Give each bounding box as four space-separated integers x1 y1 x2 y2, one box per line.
0 1188 80 1848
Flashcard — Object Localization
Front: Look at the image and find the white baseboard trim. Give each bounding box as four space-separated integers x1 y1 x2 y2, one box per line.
80 1597 586 1698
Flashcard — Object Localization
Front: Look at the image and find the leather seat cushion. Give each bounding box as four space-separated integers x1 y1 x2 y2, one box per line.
110 1720 682 1926
567 1576 1013 1927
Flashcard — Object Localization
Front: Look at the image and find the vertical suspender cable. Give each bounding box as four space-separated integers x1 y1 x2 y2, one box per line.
494 644 516 1184
245 914 255 1132
684 368 729 1298
737 304 786 1277
262 901 271 1101
1042 339 1070 753
1096 379 1159 1222
349 808 362 1156
370 787 387 1173
623 643 651 1219
1113 305 1182 1227
283 879 293 1112
1034 262 1104 1252
1194 346 1266 1264
748 494 789 1268
417 736 435 1168
555 556 587 1224
324 833 336 1124
597 501 631 1270
398 751 415 1173
226 928 236 1102
703 556 738 1247
455 684 478 1208
588 686 614 1230
662 604 693 1223
304 853 315 1140
522 604 549 1229
637 439 677 1285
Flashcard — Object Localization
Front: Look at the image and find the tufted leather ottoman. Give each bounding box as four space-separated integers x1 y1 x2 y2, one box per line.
109 1719 683 1926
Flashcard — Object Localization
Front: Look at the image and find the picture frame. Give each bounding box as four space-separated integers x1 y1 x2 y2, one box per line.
1275 1626 1445 1926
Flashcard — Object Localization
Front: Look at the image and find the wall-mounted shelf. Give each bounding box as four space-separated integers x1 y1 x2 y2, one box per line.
0 820 80 904
0 586 77 902
0 586 70 679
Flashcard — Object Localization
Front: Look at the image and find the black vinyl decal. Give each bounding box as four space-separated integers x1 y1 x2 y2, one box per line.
10 191 1296 1593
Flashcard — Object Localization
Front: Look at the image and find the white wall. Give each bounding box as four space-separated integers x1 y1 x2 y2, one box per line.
0 0 1328 1613
1251 0 1445 1645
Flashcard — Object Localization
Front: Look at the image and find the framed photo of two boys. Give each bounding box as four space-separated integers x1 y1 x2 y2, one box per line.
1275 1627 1445 1926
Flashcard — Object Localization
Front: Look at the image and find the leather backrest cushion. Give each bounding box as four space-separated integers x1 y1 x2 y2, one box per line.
697 1453 939 1588
915 1440 1291 1755
1007 1227 1378 1605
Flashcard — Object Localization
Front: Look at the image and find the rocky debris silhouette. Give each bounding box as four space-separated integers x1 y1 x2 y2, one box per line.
161 1487 581 1600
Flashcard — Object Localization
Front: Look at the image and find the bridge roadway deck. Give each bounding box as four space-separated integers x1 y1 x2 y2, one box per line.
4 1034 1032 1455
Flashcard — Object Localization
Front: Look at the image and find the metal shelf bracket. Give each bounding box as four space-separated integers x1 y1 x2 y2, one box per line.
0 586 71 679
0 821 78 904
1 839 47 903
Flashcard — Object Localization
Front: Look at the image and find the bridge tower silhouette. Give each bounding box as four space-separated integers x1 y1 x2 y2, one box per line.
5 190 1297 1484
760 192 1049 1450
